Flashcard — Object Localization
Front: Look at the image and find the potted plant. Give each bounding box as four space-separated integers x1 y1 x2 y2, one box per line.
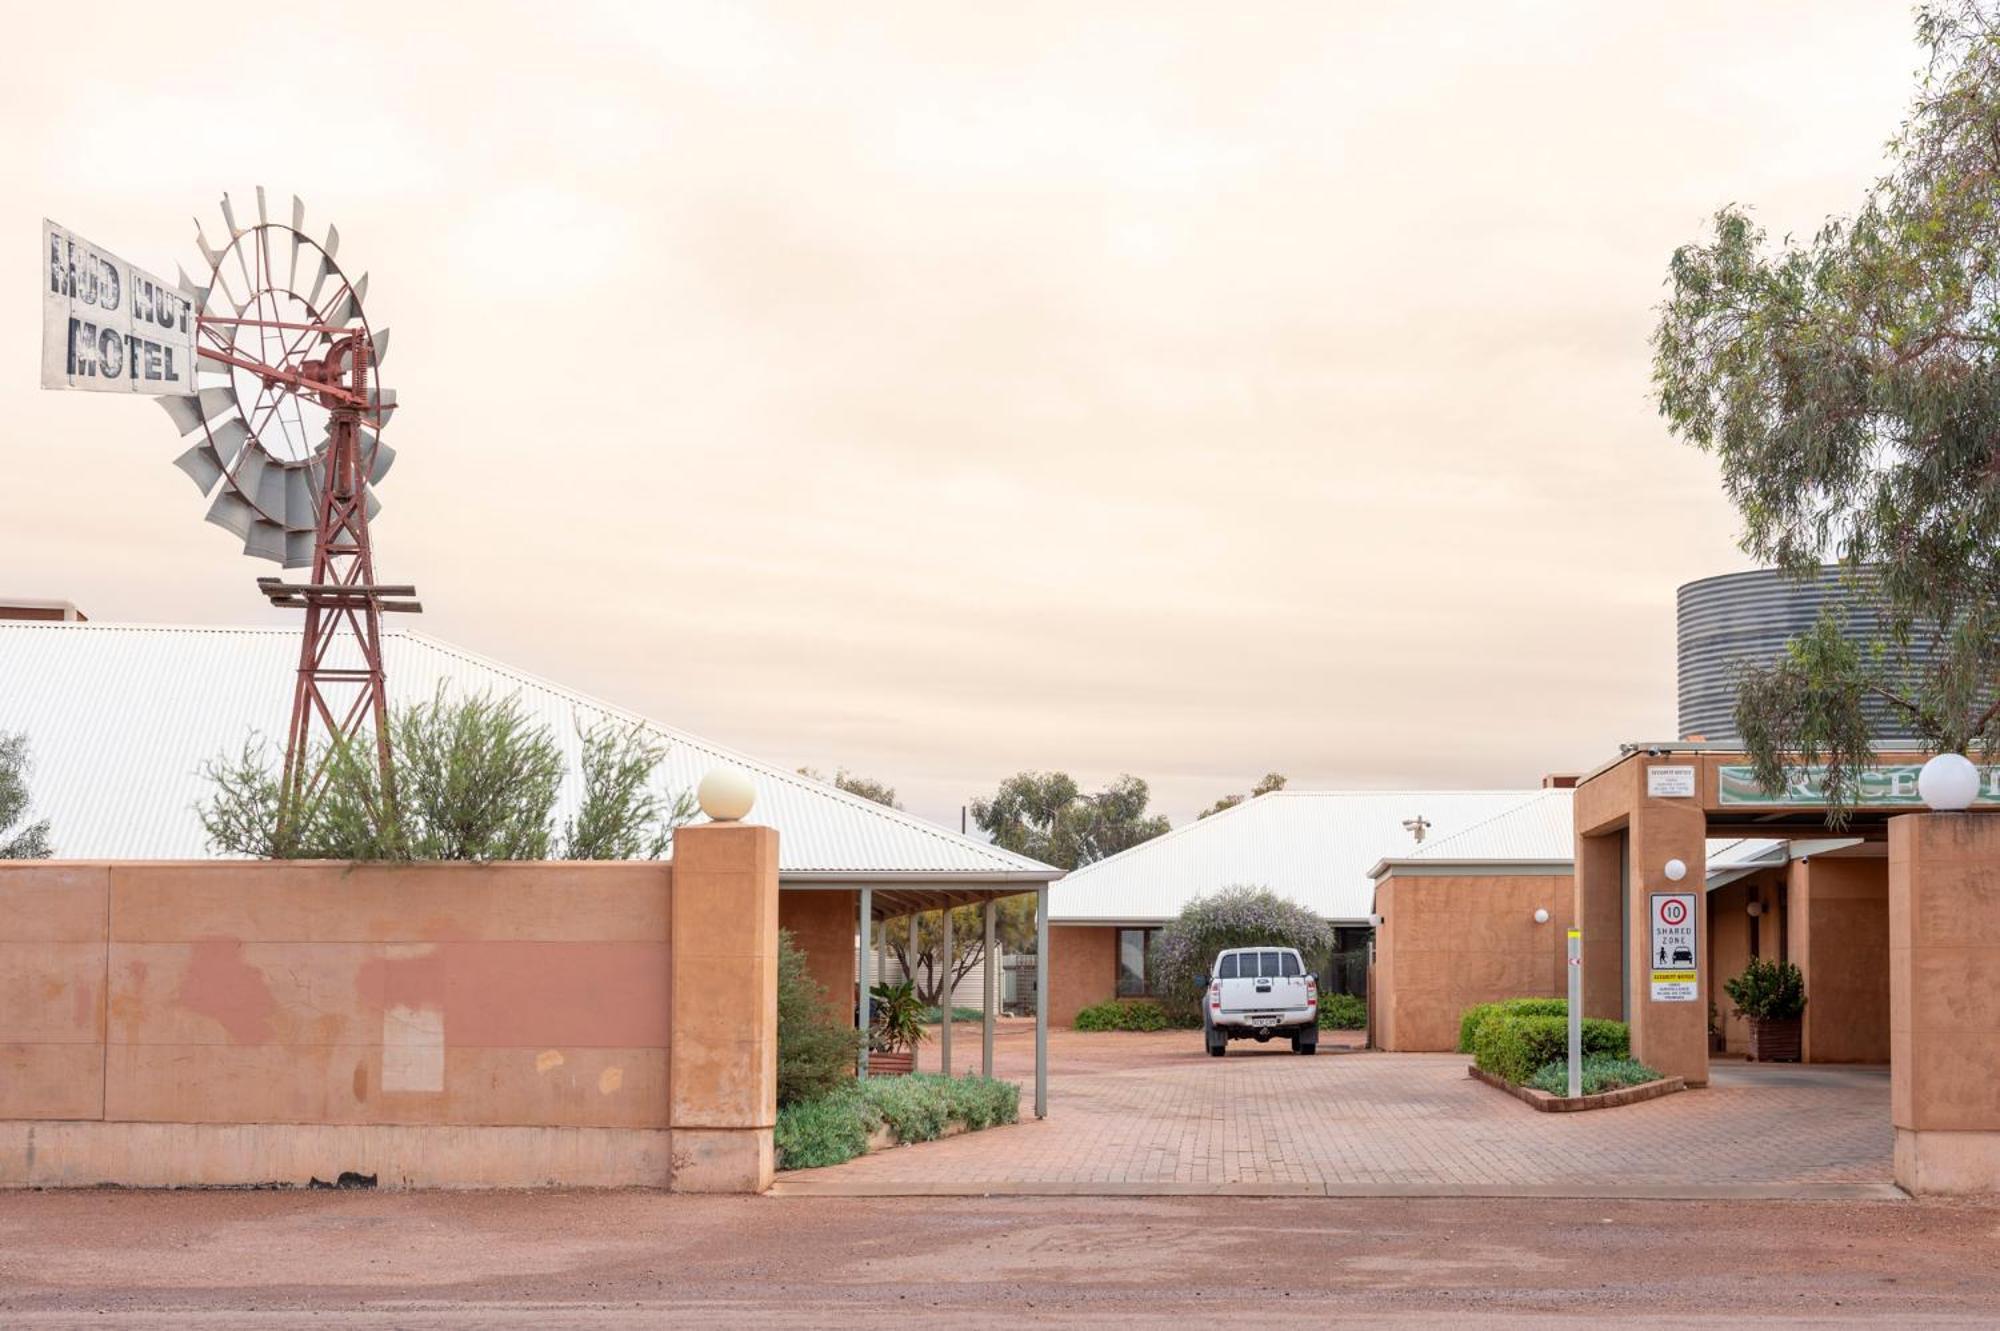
1708 998 1725 1054
867 979 927 1076
1722 957 1806 1063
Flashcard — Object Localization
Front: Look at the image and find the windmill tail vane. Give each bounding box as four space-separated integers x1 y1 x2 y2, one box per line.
40 191 419 836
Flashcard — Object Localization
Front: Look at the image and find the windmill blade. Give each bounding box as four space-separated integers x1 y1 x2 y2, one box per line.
205 489 258 540
255 186 268 227
369 326 391 369
158 387 235 436
364 489 382 522
283 466 315 531
288 195 306 289
243 520 287 563
307 252 335 310
194 220 224 272
368 387 398 429
219 195 256 298
172 442 225 496
232 445 270 511
325 275 365 327
324 222 340 260
254 455 288 518
283 529 316 569
209 417 250 468
366 437 396 485
173 265 209 309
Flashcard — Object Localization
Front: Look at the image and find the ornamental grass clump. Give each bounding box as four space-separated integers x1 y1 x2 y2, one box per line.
1526 1054 1663 1097
1148 886 1333 1024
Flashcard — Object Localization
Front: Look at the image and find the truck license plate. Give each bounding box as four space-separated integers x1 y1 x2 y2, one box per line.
1250 1016 1277 1027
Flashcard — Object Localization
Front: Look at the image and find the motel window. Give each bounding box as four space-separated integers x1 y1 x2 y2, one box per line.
1117 928 1160 997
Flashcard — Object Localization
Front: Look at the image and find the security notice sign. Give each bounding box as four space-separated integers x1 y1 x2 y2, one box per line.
1649 892 1698 1002
41 219 197 394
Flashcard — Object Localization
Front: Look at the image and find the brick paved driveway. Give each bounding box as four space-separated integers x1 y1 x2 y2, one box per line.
774 1026 1896 1198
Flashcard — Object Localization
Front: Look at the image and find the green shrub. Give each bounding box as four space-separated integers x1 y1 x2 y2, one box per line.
1148 887 1334 1024
1074 999 1170 1031
922 1005 985 1025
773 1087 874 1169
1457 997 1569 1054
1525 1054 1663 1097
1473 1013 1630 1086
1723 957 1807 1021
1317 993 1368 1030
777 929 855 1107
775 1074 1022 1171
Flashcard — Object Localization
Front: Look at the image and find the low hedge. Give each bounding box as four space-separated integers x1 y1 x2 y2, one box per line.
775 1073 1020 1171
922 1005 985 1025
1317 993 1367 1030
1525 1053 1662 1097
1472 1013 1630 1086
1457 997 1569 1054
1073 999 1201 1031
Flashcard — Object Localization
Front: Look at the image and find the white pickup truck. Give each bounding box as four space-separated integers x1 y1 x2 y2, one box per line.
1203 946 1319 1056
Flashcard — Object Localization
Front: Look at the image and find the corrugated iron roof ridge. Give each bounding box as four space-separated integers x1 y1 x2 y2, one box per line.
4 620 1057 876
1405 788 1573 860
390 628 1058 876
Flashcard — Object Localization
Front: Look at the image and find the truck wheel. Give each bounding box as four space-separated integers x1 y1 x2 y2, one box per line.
1208 1037 1226 1057
1292 1030 1318 1055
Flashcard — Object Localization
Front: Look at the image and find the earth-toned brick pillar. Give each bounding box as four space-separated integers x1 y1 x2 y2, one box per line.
1891 812 2000 1194
669 822 779 1193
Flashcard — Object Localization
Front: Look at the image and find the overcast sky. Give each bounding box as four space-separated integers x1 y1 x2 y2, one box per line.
2 2 1922 828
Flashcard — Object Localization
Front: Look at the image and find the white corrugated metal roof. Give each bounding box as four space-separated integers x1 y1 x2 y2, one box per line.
0 621 1057 881
1051 788 1559 924
1401 788 1575 865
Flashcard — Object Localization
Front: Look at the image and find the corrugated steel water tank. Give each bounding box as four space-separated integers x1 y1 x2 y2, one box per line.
1676 567 1930 743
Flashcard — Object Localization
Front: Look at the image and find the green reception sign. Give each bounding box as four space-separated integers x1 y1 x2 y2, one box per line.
1717 764 2000 807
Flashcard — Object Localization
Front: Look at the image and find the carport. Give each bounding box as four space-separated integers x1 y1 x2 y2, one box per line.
779 872 1061 1118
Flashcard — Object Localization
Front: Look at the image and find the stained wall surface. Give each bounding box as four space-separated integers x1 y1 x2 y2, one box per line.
778 889 857 1026
1373 872 1573 1052
1 839 777 1191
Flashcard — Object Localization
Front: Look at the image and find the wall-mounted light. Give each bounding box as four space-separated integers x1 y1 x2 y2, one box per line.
1746 901 1764 918
1366 913 1384 928
1533 908 1551 925
1664 858 1688 882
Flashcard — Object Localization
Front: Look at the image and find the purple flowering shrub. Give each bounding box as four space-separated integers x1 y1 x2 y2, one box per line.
1148 886 1333 1022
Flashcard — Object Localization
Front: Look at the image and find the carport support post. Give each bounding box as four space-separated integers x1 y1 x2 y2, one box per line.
907 913 920 1072
940 906 954 1075
982 897 997 1077
1035 883 1049 1119
858 886 872 1079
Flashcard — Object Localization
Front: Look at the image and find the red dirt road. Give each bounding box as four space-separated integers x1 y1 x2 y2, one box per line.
2 1190 1998 1326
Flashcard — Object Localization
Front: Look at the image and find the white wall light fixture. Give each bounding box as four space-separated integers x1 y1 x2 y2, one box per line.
1664 858 1688 883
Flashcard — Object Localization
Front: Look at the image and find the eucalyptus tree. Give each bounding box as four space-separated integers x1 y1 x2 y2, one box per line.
1652 0 2000 815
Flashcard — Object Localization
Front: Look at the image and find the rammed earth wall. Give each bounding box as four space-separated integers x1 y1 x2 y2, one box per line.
0 823 778 1191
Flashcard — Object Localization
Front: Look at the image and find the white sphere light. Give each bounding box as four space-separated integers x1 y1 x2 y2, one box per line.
697 766 756 822
1919 752 1980 812
1664 858 1688 883
1533 908 1551 925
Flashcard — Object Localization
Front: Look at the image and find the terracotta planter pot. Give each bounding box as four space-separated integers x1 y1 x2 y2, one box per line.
868 1050 914 1077
1746 1015 1802 1063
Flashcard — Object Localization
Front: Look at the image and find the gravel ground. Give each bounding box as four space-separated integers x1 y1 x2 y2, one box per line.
2 1189 1998 1327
